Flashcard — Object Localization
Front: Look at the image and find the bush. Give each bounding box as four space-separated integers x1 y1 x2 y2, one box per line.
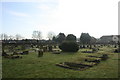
59 41 79 52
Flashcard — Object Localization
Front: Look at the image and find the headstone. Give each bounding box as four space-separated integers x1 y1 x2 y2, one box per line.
54 45 56 48
48 45 52 52
43 46 47 52
114 45 117 48
23 51 29 54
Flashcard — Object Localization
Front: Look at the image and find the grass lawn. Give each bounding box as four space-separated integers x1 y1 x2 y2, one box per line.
2 46 119 78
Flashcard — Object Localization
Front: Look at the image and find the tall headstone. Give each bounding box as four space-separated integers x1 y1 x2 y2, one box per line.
48 45 52 52
38 50 43 57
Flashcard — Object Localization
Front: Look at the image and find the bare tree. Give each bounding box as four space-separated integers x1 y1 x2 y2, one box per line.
15 34 22 40
0 33 8 40
8 35 14 40
32 31 42 40
47 31 55 40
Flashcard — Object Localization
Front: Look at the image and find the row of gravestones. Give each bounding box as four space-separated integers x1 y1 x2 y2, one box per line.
79 44 119 53
81 47 99 53
33 45 57 52
2 44 58 59
2 50 23 59
79 44 119 49
2 44 30 59
32 45 56 57
79 45 103 49
3 45 31 53
37 45 60 57
2 49 43 59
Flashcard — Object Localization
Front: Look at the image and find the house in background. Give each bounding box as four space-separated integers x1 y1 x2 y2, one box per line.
97 35 120 44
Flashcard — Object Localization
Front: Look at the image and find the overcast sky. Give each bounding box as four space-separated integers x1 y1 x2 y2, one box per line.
0 0 119 39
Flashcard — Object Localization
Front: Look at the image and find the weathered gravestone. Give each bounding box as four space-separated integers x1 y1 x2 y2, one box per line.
54 45 57 48
23 51 29 55
38 50 43 57
48 45 52 52
43 46 48 52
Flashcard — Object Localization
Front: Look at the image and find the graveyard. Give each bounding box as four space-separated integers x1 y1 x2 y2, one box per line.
1 1 120 79
2 42 119 78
